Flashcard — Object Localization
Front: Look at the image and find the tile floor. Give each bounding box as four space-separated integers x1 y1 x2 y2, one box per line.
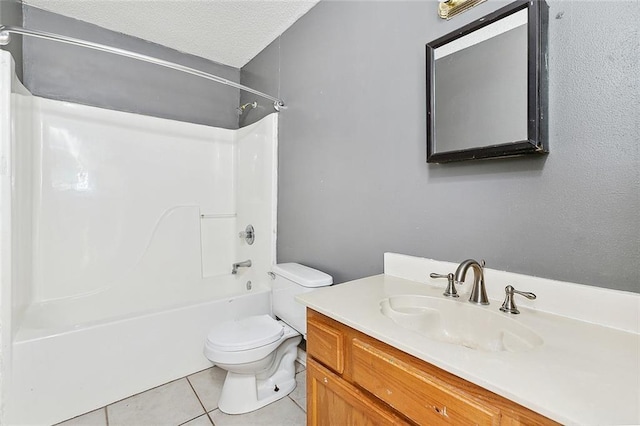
56 363 307 426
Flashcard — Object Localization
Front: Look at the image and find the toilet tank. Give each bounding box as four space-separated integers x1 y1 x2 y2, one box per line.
271 263 332 335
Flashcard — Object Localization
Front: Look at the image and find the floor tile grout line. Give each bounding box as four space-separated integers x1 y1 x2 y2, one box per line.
177 413 211 426
186 374 210 417
288 395 306 414
54 408 107 426
292 370 307 413
105 375 191 410
207 409 219 425
61 364 308 426
58 369 219 425
107 377 204 426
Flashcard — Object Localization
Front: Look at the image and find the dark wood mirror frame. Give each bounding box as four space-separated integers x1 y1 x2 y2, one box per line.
426 0 549 164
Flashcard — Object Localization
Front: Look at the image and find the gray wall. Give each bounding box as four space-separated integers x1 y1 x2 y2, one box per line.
242 0 640 293
23 5 240 129
0 0 23 81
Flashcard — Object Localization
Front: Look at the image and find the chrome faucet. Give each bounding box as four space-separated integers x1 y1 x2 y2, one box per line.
232 259 252 274
454 259 489 305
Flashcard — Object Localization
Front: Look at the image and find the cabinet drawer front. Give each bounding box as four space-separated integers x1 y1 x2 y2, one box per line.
307 359 410 426
352 339 501 425
307 319 345 374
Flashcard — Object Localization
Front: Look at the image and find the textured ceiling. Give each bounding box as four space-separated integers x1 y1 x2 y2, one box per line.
22 0 320 68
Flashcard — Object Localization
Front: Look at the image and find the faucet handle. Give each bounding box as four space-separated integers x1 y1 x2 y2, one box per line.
429 273 450 279
239 224 255 245
430 272 459 298
499 285 536 314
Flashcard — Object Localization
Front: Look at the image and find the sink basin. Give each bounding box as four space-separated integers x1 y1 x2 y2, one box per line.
380 295 543 352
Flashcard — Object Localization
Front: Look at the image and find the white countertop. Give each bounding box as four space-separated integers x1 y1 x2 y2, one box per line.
296 253 640 425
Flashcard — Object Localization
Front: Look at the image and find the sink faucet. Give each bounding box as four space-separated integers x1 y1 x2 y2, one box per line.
454 259 489 305
232 259 252 274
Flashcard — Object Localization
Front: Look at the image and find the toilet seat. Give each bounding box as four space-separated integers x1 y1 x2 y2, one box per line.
204 316 300 366
206 315 284 352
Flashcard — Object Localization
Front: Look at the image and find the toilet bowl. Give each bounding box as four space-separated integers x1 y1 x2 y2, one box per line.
203 263 332 414
204 315 302 414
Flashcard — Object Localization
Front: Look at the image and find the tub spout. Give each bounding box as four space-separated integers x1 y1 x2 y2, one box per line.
232 259 252 274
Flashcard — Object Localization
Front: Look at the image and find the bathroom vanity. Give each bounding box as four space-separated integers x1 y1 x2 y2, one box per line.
297 253 640 425
306 309 555 425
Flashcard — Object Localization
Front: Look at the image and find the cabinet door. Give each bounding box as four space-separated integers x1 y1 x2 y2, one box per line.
307 359 410 426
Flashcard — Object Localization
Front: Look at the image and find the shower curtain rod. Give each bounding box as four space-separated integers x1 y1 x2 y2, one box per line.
0 25 285 111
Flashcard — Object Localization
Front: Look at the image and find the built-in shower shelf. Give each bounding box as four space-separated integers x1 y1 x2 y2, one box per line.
200 213 236 219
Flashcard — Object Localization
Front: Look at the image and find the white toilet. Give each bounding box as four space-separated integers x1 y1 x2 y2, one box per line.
204 263 332 414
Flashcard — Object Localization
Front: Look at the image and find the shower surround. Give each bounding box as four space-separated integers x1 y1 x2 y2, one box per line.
0 51 278 425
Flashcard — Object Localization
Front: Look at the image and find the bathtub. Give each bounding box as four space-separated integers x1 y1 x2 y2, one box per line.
1 52 278 425
7 277 271 425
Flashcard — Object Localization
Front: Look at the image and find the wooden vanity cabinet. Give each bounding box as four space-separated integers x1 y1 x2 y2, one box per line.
306 309 557 426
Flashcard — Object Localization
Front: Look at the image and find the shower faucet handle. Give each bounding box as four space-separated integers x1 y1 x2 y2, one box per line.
239 224 255 245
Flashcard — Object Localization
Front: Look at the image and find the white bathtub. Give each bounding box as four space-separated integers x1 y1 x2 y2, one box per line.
7 277 271 426
0 51 278 425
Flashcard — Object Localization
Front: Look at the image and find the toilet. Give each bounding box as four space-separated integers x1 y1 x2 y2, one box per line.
204 263 332 414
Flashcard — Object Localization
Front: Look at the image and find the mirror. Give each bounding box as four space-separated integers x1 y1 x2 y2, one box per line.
426 0 548 163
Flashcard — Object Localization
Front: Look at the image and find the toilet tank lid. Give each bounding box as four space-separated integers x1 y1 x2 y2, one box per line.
272 263 333 287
